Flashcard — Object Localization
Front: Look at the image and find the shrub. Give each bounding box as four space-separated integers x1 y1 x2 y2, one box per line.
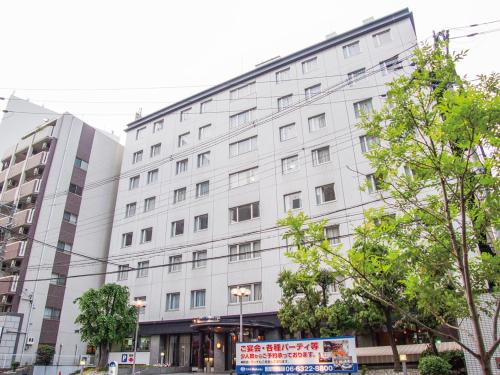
440 350 465 371
11 361 20 371
418 355 451 375
35 344 55 365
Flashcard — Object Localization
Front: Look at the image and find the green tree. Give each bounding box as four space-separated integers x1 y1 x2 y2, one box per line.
354 41 500 374
35 344 55 365
75 283 137 368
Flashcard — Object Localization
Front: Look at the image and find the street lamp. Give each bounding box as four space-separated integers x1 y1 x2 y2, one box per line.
132 300 146 375
231 287 251 342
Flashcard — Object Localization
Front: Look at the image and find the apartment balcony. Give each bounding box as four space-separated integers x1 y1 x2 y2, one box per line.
0 215 11 228
19 179 41 200
7 161 23 179
25 152 48 172
3 241 27 262
12 208 34 228
0 187 17 204
0 276 18 295
0 168 8 184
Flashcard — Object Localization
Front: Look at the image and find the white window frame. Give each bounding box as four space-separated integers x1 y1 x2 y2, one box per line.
353 98 373 119
144 197 156 212
140 227 153 244
150 143 161 158
192 250 207 269
282 155 299 174
284 191 302 212
200 99 212 113
198 124 212 140
366 174 381 193
229 167 258 189
194 214 209 232
229 202 260 223
360 135 379 153
74 158 88 171
132 150 143 164
230 82 255 100
173 187 187 203
315 183 336 204
373 29 392 47
168 255 182 272
304 84 321 100
324 225 341 245
342 41 361 58
57 241 72 252
308 113 326 132
277 95 293 111
228 282 262 304
190 289 206 309
312 146 331 166
230 108 256 127
302 57 318 74
380 55 402 76
117 265 129 281
197 151 210 168
275 68 290 84
153 120 164 133
135 127 146 140
63 211 78 225
229 240 261 262
178 132 190 148
137 261 149 278
229 136 257 158
347 68 366 85
176 159 188 174
146 169 159 184
129 176 140 190
196 181 210 198
166 292 180 311
279 123 296 142
171 220 184 236
180 108 191 122
121 232 133 248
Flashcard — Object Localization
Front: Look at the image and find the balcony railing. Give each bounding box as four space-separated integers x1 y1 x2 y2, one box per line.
0 215 11 228
7 162 23 179
3 241 27 261
25 152 48 172
0 275 18 295
0 168 8 184
19 179 41 200
0 188 17 204
12 208 34 228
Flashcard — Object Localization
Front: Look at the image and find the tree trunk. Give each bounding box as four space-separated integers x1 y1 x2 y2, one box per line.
98 343 110 369
427 332 438 355
384 308 401 372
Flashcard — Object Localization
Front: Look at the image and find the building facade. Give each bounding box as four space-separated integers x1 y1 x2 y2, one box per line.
104 9 417 371
0 98 123 365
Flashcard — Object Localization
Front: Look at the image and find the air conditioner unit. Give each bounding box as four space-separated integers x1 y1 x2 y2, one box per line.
26 337 35 345
33 168 40 176
41 142 49 150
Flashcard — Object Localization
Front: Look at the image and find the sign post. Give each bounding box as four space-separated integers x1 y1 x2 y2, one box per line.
236 337 358 374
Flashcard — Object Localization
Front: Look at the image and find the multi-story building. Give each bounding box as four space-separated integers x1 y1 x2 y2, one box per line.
104 8 416 371
0 97 123 365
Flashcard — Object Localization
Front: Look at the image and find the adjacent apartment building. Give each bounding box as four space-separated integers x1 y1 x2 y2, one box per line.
104 8 417 372
0 97 123 365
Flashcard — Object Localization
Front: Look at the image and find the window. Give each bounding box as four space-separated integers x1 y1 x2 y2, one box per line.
228 283 262 303
74 158 88 171
176 159 188 174
129 176 140 190
132 150 143 164
196 181 209 198
277 95 293 111
135 261 149 278
147 169 159 184
279 123 296 142
229 202 260 223
150 143 161 158
343 41 361 58
140 227 153 243
302 57 317 74
197 151 210 168
230 82 255 100
171 220 184 236
304 84 321 100
168 255 182 272
315 183 336 204
275 68 290 83
136 127 146 140
373 29 391 47
193 250 207 269
190 289 206 308
230 108 256 127
180 108 191 122
284 192 302 212
44 307 61 320
121 232 133 248
229 136 257 157
134 296 147 315
366 174 381 193
353 99 373 118
117 265 129 281
144 197 156 212
178 132 190 147
359 135 379 153
194 214 208 232
166 293 180 311
57 241 72 252
308 113 326 132
347 68 366 84
198 124 212 140
173 187 187 203
200 100 212 113
380 55 402 75
282 155 299 174
50 273 66 286
229 240 261 262
324 225 340 245
63 211 78 225
229 167 258 189
125 202 136 218
153 120 164 133
69 183 83 196
312 146 331 166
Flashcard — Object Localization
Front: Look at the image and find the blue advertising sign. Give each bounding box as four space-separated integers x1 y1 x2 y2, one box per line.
236 337 358 373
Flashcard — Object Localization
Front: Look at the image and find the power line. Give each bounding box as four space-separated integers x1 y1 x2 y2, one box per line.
449 27 500 39
446 19 500 31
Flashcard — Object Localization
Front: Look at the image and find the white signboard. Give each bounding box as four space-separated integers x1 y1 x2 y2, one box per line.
236 337 357 373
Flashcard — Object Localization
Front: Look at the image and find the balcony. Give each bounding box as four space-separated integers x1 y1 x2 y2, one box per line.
0 188 17 204
19 179 41 200
25 152 48 172
0 275 18 295
0 168 8 184
7 161 23 179
0 215 11 228
3 241 27 262
12 208 34 228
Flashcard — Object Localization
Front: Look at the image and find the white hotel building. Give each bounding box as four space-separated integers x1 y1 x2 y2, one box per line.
105 8 417 371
